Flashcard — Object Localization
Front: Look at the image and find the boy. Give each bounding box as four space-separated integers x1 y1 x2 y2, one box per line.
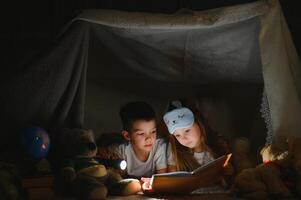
99 101 169 178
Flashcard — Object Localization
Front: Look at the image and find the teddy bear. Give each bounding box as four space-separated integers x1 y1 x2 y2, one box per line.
58 128 141 199
234 136 301 200
231 137 257 174
289 136 301 197
0 162 21 200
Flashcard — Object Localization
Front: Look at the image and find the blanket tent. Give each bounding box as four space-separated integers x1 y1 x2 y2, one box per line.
0 0 300 160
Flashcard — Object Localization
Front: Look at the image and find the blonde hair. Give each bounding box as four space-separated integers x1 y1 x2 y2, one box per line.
169 119 214 171
162 98 230 171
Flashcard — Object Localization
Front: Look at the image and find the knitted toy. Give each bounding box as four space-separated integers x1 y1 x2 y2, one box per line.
234 137 301 200
0 162 21 200
59 128 141 199
231 137 257 174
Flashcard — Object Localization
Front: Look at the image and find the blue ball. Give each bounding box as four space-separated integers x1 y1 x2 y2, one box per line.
21 126 50 160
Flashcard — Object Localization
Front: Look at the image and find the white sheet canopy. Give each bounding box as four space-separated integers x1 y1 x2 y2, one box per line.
74 0 301 148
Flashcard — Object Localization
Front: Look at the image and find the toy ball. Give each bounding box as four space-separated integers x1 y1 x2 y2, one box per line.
21 126 50 160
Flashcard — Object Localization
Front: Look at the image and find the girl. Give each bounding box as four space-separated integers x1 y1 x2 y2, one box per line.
141 99 234 192
163 100 232 172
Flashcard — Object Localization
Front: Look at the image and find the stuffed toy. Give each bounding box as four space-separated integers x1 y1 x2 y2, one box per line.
289 137 301 197
96 132 129 178
231 137 257 174
0 162 21 200
234 137 301 200
59 128 141 200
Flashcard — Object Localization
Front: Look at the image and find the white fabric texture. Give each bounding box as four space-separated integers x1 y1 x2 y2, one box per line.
194 151 215 166
259 0 301 148
74 0 300 149
108 138 168 178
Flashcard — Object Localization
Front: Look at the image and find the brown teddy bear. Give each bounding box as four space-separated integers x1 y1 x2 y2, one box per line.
59 128 141 199
231 137 257 174
234 137 301 200
289 137 301 197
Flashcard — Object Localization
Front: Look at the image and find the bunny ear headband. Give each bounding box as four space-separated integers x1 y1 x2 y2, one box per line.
163 101 194 134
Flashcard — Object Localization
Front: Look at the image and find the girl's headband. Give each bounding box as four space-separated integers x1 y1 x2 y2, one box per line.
163 107 194 134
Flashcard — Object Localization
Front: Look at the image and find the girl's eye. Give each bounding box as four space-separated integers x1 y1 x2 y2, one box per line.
137 133 144 136
175 134 180 138
151 130 157 134
185 129 190 133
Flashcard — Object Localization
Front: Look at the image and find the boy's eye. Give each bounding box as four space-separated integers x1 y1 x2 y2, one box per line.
151 130 157 134
137 132 144 136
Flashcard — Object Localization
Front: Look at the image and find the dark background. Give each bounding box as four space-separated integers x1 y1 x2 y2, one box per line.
0 0 300 71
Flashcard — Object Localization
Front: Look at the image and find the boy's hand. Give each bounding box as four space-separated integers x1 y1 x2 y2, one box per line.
140 177 152 191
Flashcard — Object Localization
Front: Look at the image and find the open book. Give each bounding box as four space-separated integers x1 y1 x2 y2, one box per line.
143 153 232 194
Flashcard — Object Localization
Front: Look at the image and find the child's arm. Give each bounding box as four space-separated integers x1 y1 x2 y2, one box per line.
156 168 168 174
167 165 177 172
154 139 170 174
166 141 177 172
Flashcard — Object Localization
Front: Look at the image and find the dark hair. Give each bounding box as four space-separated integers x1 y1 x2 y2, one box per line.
119 101 156 132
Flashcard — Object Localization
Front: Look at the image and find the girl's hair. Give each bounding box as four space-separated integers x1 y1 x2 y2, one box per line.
164 98 230 171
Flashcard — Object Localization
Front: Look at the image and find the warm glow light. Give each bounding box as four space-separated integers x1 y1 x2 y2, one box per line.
120 160 127 170
223 153 232 167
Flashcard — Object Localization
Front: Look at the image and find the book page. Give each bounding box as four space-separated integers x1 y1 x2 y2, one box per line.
153 171 192 177
192 154 231 175
147 153 232 194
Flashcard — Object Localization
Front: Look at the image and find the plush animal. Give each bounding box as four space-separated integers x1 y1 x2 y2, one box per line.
289 137 301 197
0 162 20 200
231 137 257 174
234 137 301 200
59 128 141 199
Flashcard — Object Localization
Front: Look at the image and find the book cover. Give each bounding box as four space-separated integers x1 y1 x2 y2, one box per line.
144 153 232 194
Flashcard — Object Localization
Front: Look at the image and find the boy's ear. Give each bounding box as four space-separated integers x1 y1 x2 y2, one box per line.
122 130 131 141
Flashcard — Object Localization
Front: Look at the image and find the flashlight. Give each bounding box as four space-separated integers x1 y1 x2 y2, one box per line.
97 158 127 170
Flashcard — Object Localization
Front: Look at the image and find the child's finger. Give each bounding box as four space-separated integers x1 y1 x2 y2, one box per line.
140 177 151 183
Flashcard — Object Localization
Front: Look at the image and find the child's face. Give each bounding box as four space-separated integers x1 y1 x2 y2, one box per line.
173 122 204 151
128 119 157 154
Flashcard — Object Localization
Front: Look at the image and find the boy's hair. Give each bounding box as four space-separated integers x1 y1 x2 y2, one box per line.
119 101 156 132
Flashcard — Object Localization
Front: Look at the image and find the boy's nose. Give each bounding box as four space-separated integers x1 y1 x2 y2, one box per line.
145 134 153 141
